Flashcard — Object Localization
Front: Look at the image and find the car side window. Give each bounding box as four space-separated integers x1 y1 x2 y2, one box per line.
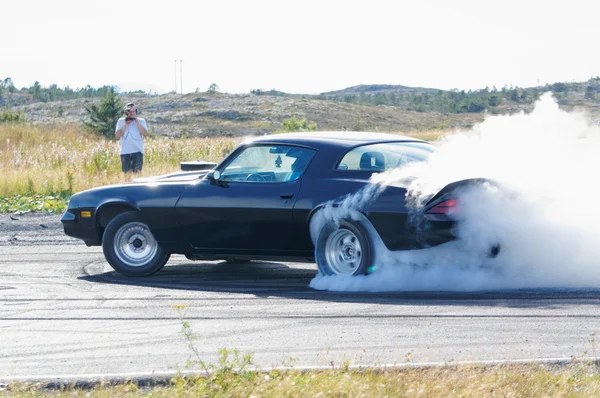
220 145 315 183
336 142 434 171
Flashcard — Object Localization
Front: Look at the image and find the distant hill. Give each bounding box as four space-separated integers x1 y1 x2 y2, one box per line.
318 80 600 117
2 79 599 137
322 84 440 95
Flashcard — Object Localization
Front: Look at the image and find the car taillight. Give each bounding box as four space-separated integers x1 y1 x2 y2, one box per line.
426 199 458 215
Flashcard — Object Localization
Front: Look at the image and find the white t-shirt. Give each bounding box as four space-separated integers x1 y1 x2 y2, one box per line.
115 117 147 155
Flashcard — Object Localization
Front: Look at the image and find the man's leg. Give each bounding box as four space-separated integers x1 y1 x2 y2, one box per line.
121 154 134 173
132 152 144 173
121 153 135 173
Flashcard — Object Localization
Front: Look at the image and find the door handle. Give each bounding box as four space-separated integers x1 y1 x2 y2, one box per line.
280 193 294 199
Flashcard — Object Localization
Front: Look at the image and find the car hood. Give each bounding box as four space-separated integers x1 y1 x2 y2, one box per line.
68 170 209 209
131 170 210 183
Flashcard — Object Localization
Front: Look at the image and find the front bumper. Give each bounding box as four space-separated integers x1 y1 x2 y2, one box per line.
61 208 101 246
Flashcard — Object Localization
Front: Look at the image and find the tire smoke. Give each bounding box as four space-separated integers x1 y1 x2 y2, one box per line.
311 93 600 291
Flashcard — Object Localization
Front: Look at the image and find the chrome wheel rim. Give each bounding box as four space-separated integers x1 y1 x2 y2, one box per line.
324 228 362 276
113 222 158 267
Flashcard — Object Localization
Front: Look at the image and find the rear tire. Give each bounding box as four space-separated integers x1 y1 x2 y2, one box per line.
315 220 373 276
102 212 170 277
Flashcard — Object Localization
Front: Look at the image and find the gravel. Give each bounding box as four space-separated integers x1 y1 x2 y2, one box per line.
0 212 81 246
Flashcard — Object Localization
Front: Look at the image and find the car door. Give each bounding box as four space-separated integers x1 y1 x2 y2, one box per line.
175 144 316 254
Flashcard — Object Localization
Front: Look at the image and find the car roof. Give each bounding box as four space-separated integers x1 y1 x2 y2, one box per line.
247 131 428 150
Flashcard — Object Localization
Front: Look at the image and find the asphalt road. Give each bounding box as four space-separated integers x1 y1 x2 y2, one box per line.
1 214 600 381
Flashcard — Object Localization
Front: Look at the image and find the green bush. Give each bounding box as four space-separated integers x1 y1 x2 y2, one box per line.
84 87 123 138
0 105 25 123
281 116 317 132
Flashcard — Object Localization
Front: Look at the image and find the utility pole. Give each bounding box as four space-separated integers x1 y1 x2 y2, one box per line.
180 60 183 94
174 60 177 93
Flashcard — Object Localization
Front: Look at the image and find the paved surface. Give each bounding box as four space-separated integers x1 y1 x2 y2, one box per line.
1 214 600 381
0 212 74 246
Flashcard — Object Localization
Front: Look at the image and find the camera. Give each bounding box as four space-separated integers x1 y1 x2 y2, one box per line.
125 116 135 122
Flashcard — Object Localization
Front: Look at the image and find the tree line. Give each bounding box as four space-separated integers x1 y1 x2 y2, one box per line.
0 77 116 103
0 77 121 138
318 78 600 114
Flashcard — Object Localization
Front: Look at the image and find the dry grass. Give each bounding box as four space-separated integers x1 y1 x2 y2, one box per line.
4 362 600 397
0 123 240 197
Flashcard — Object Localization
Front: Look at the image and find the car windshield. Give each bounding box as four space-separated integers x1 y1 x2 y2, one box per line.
336 142 434 171
220 145 316 182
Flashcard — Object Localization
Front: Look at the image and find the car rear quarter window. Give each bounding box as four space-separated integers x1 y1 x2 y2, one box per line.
336 142 434 171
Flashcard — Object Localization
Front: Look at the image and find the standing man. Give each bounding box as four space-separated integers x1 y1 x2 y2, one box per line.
115 102 148 173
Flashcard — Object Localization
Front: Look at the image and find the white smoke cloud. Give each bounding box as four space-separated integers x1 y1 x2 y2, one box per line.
311 93 600 292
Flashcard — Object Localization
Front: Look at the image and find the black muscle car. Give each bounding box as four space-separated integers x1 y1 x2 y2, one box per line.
62 131 481 277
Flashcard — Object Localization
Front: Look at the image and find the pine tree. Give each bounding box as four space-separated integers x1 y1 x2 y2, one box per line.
84 88 123 139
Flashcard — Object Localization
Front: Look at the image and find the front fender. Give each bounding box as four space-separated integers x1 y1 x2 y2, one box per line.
95 200 139 229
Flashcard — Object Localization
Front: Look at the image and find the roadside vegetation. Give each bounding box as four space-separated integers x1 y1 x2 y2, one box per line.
4 361 600 397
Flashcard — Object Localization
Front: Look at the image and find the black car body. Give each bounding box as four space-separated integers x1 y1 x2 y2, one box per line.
62 131 466 277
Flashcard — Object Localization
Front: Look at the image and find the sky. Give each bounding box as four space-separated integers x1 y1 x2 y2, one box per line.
3 0 599 95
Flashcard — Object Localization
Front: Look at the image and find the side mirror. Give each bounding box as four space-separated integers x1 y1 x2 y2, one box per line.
206 170 221 181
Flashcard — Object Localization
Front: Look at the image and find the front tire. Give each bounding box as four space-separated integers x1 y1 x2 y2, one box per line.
315 220 373 276
102 212 170 277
